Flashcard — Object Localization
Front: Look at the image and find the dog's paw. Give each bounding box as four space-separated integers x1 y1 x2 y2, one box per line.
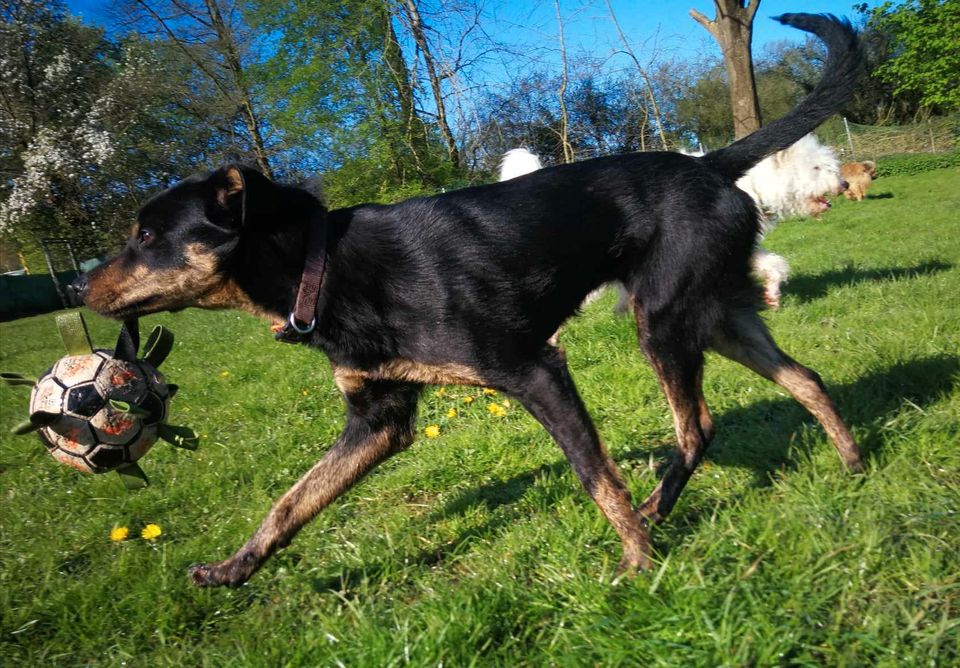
188 556 257 588
615 551 653 577
188 563 216 587
189 563 234 588
845 457 866 475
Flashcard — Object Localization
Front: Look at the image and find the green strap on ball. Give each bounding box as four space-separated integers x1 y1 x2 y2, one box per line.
56 311 94 356
116 463 149 489
159 424 199 450
143 326 174 368
109 400 153 418
1 372 36 387
11 412 57 435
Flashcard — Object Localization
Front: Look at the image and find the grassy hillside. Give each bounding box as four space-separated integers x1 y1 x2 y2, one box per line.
1 167 958 666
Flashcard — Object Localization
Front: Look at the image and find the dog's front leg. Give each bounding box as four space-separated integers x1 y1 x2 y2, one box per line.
189 380 420 587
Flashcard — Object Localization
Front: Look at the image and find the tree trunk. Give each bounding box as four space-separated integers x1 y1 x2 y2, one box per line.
203 0 274 178
399 0 461 170
691 0 762 138
381 5 428 179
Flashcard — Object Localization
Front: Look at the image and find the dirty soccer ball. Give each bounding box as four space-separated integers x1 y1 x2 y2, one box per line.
30 350 171 474
2 312 198 488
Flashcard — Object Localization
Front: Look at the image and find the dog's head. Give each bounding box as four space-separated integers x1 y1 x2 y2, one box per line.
841 160 877 178
779 135 845 216
78 165 283 320
738 134 845 221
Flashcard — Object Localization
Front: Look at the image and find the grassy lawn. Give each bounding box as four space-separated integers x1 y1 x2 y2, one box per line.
1 167 958 666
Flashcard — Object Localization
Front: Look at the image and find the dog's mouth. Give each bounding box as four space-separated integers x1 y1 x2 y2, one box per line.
811 196 831 213
92 295 168 320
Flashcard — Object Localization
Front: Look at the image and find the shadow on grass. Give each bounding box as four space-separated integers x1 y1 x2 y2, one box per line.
704 354 958 474
786 259 952 304
299 355 957 593
865 192 894 199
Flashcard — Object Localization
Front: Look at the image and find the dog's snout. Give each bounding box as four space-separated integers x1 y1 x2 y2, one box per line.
839 179 850 191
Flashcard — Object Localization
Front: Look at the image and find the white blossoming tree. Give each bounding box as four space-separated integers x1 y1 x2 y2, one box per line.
0 0 224 269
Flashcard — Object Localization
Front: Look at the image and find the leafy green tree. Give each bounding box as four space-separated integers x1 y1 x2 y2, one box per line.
115 0 278 177
864 0 960 113
251 0 456 206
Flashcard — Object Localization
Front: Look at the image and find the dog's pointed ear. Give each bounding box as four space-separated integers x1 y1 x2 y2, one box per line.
210 164 248 226
210 164 274 227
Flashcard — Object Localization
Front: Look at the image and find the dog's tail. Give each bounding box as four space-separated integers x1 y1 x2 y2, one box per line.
703 14 862 182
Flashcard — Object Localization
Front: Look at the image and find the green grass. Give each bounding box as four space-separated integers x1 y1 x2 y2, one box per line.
2 167 959 666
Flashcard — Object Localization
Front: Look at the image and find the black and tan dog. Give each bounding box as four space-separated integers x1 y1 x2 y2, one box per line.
76 14 865 587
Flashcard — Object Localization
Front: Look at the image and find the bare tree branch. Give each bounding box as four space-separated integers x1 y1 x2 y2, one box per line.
605 0 668 149
554 0 574 163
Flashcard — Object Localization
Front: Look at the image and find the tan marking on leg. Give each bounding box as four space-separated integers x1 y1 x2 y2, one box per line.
586 444 652 570
332 367 365 396
636 366 709 523
191 413 418 587
251 425 409 543
712 309 863 471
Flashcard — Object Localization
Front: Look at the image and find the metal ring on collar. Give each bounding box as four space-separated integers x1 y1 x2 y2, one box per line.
288 312 316 334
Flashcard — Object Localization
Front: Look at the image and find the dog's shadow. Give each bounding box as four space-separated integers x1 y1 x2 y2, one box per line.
301 354 958 593
866 192 894 200
786 259 952 304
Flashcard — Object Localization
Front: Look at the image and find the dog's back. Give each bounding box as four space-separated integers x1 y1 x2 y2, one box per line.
324 151 756 361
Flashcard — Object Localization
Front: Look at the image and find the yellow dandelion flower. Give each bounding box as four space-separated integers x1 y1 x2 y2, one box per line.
302 389 310 396
141 524 162 541
110 526 129 542
487 403 506 417
424 425 441 438
463 396 474 405
219 370 230 378
482 388 497 396
433 388 447 398
446 408 458 418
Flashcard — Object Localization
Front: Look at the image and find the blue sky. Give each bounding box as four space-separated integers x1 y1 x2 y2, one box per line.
65 0 875 66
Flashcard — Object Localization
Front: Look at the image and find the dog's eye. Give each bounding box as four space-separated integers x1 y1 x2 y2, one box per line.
138 228 156 247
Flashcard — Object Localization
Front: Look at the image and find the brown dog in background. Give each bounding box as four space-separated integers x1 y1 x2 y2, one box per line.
840 160 877 201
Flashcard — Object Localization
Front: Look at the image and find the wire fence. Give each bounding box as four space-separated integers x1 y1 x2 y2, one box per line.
819 115 959 160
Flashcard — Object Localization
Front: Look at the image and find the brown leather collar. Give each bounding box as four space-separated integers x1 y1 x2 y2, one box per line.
274 211 330 344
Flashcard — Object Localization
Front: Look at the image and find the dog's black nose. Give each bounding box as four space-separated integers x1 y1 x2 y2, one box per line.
840 179 850 191
68 275 89 302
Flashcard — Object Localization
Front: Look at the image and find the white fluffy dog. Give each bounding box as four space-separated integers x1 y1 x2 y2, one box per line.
499 148 543 181
735 134 846 307
736 133 845 227
499 137 843 311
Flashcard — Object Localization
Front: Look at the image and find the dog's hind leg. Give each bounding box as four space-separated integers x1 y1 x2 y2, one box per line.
634 320 715 525
189 379 420 587
498 347 653 573
711 308 864 472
